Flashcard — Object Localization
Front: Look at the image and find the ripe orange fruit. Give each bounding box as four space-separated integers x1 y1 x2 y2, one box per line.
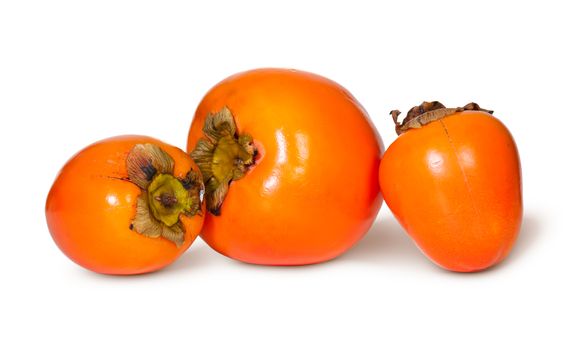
46 135 205 274
379 102 522 272
187 68 383 265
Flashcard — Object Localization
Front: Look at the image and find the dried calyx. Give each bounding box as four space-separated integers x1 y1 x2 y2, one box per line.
190 107 256 216
390 101 494 135
126 144 203 246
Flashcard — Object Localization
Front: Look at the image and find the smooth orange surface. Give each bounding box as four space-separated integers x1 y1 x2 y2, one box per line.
46 135 205 275
379 112 522 272
187 68 383 265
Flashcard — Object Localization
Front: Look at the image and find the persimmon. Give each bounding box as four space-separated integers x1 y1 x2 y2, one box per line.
187 68 383 265
379 102 522 272
46 135 205 275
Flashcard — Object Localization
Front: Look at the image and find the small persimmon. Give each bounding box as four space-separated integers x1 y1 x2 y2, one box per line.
379 102 522 272
187 68 383 265
46 135 205 275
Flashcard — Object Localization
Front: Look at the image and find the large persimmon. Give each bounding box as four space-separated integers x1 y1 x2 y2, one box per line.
187 68 383 265
46 135 205 275
379 102 522 272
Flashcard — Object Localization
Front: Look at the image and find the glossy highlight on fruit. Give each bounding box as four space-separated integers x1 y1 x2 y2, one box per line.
46 135 205 275
187 68 383 265
379 102 522 272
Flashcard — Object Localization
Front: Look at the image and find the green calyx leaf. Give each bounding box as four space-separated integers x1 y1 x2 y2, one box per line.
126 143 204 246
190 106 256 216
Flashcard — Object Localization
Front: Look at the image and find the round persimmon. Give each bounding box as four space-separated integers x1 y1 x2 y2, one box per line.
379 102 522 272
187 68 383 265
46 135 205 275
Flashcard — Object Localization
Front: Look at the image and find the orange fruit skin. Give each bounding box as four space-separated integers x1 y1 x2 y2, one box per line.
379 112 522 272
187 68 383 265
46 135 205 275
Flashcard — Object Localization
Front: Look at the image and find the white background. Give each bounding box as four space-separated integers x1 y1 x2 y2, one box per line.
1 1 570 349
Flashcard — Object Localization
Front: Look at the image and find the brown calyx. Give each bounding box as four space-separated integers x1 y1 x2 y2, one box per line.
390 101 494 135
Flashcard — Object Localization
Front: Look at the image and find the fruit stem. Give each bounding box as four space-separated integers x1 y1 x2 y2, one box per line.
155 193 178 208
